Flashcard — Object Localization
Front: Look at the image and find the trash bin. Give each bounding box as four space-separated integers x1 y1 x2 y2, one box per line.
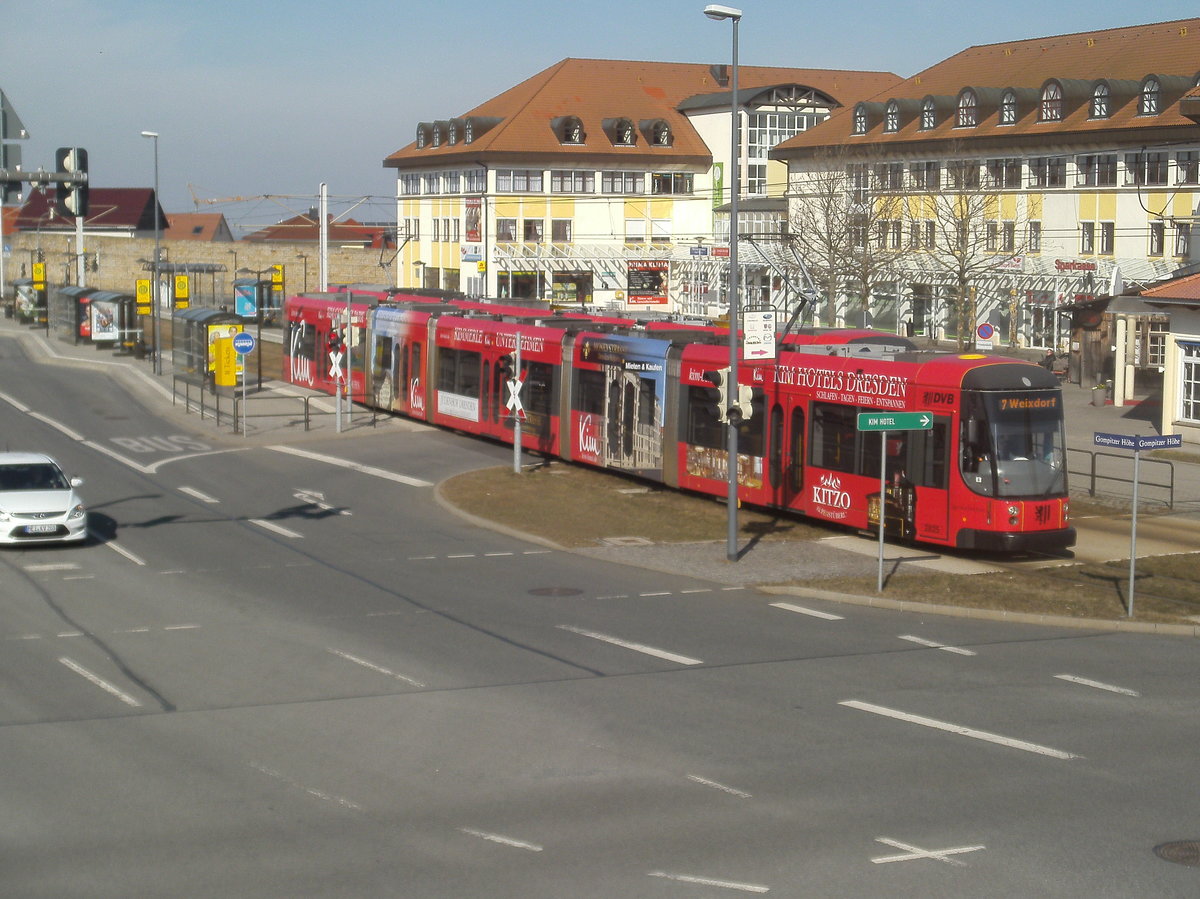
1091 385 1107 406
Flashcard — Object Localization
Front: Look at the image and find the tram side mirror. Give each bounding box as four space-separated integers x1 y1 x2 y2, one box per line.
966 417 980 447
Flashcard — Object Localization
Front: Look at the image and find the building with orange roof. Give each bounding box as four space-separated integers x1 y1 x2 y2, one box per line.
773 18 1200 371
383 57 900 311
163 212 235 242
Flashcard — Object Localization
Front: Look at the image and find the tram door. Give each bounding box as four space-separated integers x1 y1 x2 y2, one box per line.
602 365 661 471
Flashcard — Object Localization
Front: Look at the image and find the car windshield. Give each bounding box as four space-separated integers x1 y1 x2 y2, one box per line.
0 463 70 491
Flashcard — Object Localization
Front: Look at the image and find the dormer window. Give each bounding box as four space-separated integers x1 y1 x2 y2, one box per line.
652 121 671 146
1139 77 1161 115
432 126 441 148
956 90 978 127
1040 82 1063 122
554 116 585 145
448 122 459 145
1091 83 1111 119
999 90 1017 125
920 98 936 130
416 125 427 149
617 120 635 145
853 104 868 135
884 101 899 133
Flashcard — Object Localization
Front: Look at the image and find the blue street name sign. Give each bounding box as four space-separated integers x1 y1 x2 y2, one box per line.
1094 432 1183 452
232 331 256 355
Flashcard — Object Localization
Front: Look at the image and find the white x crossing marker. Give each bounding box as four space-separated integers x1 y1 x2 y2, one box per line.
871 837 985 866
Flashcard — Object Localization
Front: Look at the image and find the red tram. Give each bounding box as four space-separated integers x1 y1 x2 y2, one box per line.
282 292 1074 553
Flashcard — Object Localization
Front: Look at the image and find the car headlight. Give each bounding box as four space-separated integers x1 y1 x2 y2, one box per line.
68 504 86 520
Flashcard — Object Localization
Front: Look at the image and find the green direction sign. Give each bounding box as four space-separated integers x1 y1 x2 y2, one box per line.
857 411 933 432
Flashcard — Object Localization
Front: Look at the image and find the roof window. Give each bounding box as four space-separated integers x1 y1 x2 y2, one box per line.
956 90 978 127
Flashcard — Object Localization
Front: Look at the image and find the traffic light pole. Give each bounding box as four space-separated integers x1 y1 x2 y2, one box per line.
512 340 523 474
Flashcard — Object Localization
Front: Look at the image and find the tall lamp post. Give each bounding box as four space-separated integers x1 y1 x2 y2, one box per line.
140 131 162 375
704 3 742 562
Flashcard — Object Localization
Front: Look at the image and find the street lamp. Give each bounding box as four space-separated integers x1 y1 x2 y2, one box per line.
140 131 162 375
704 3 742 562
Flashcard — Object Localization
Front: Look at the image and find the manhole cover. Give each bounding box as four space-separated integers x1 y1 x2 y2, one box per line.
528 586 584 597
1154 841 1200 867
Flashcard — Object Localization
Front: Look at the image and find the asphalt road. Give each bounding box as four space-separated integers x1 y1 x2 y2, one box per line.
2 330 1200 897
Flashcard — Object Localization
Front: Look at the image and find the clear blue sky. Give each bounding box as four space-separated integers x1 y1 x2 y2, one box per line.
1 0 1188 234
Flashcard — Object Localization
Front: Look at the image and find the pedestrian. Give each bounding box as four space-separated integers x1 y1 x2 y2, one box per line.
1039 348 1055 370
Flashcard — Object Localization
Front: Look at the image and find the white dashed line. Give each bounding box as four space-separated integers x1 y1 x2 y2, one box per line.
100 538 147 566
557 625 702 666
840 700 1078 759
647 872 770 893
459 828 543 852
687 774 752 798
769 602 844 621
1054 674 1140 696
899 635 976 655
328 649 425 687
249 519 304 538
59 657 142 707
178 486 220 503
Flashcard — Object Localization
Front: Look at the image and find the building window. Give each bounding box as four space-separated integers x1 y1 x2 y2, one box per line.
1091 83 1111 119
1077 154 1118 187
496 218 517 242
909 221 922 248
853 104 868 134
948 160 980 190
1149 221 1164 256
909 160 940 190
399 173 421 196
651 219 671 244
551 170 595 193
652 122 672 146
416 126 426 149
1028 221 1042 252
613 120 636 146
999 90 1017 125
432 218 440 242
1139 78 1161 115
445 170 461 193
1147 320 1168 367
465 169 486 192
1181 342 1200 422
422 173 440 194
1030 157 1066 188
1099 221 1114 255
551 219 572 243
1175 224 1191 257
920 99 936 130
956 90 978 127
496 169 543 192
1177 151 1199 185
651 173 694 195
625 219 646 243
874 162 903 191
1002 221 1016 252
1125 152 1168 186
601 171 645 194
986 158 1021 189
884 101 899 133
523 219 544 243
559 118 585 144
1040 82 1063 122
1081 222 1095 254
986 221 999 252
924 220 936 249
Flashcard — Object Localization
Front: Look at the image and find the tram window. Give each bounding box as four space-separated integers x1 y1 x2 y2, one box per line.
858 430 907 480
523 361 554 416
769 404 784 489
437 348 482 395
374 337 392 383
348 325 368 373
288 320 316 362
810 403 856 473
789 407 805 492
575 369 605 415
686 385 725 449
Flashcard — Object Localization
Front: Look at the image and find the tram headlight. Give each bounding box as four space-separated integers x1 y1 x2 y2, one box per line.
1007 504 1020 526
1063 502 1069 521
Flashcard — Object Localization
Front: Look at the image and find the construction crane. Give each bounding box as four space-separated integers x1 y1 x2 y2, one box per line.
188 183 265 209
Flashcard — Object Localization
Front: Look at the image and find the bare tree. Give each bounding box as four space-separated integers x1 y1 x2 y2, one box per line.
923 155 1035 351
787 146 911 329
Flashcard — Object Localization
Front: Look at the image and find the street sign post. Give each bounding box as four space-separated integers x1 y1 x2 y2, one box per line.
232 331 256 436
858 411 934 591
1093 431 1183 616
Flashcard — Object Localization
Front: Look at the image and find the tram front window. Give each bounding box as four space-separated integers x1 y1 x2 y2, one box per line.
962 391 1066 498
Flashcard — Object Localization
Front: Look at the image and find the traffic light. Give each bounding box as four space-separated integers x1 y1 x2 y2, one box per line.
326 329 344 355
1 142 21 204
54 146 88 218
496 354 514 381
730 384 755 424
702 368 729 423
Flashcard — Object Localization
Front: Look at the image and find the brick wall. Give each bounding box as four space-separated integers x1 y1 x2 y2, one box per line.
7 231 396 305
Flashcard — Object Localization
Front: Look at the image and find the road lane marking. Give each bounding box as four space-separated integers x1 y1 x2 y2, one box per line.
267 445 433 487
179 486 220 503
24 563 81 572
1054 674 1140 696
250 763 362 811
59 657 142 707
250 519 304 538
328 649 425 687
770 601 844 620
96 536 147 566
647 872 770 893
839 700 1079 759
556 625 702 666
0 390 31 412
459 828 543 852
28 412 86 442
871 837 985 866
687 775 752 798
899 635 976 655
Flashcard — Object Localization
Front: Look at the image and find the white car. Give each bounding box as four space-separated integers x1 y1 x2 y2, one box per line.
0 452 88 545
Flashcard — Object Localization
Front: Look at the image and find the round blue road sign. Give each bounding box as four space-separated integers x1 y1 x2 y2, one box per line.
232 332 256 355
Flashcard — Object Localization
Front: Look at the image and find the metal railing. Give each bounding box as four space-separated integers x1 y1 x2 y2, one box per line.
1066 447 1175 509
232 392 381 435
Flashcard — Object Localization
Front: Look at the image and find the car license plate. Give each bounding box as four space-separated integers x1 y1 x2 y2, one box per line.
25 524 58 534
